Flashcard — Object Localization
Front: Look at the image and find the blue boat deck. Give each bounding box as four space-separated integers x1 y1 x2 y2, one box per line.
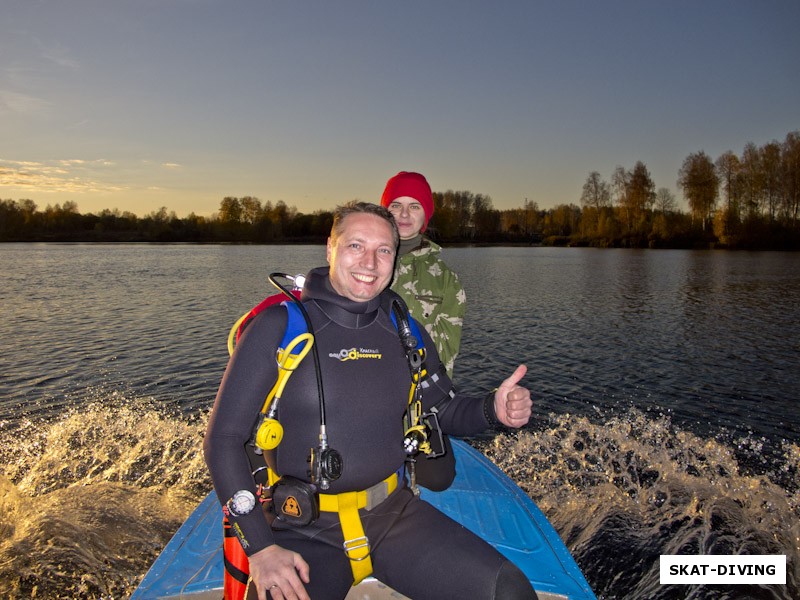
132 439 595 599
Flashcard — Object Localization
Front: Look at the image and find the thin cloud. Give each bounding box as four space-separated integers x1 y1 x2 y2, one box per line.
58 159 115 168
35 38 81 70
0 89 51 116
0 159 125 194
162 162 182 169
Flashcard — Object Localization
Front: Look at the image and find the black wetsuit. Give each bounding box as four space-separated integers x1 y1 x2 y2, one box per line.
204 267 536 599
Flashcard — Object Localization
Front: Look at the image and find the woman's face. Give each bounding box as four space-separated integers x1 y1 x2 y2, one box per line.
386 197 426 240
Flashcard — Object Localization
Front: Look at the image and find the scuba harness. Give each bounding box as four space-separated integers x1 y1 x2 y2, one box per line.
389 295 447 488
229 273 445 481
225 272 445 586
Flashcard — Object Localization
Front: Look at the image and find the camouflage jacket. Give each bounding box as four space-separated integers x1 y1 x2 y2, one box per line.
391 238 466 377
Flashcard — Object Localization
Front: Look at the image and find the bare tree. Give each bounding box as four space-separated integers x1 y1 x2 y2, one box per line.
654 187 677 213
580 171 611 210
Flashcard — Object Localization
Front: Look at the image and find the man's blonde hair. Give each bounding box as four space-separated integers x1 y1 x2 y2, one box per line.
331 201 400 248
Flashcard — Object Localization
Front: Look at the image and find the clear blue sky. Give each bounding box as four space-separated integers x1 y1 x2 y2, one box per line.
2 1 798 218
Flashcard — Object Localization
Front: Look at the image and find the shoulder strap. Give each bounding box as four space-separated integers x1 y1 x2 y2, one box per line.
280 301 310 353
235 289 302 343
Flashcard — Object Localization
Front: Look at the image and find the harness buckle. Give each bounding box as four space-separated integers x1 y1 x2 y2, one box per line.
364 479 390 510
343 536 371 560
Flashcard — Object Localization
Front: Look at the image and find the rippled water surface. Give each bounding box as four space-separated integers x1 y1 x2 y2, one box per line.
1 244 798 599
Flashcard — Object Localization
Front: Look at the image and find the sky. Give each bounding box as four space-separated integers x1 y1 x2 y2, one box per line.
1 1 799 218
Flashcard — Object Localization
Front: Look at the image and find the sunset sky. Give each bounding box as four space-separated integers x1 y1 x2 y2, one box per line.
2 1 798 218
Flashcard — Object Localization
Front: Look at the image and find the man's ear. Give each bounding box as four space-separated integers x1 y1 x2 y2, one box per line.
326 237 332 263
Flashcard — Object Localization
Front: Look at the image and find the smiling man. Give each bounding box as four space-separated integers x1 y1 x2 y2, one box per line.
326 206 398 302
204 201 536 600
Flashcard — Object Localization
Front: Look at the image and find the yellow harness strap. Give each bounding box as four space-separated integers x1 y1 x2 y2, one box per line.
318 472 399 584
265 468 398 584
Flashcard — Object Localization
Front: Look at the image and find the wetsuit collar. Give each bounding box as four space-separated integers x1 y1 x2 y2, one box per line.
302 266 383 327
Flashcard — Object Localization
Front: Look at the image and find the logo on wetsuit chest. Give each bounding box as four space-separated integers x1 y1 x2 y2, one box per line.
329 347 383 361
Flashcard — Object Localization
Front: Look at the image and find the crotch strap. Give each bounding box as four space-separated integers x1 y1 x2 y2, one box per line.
318 472 399 585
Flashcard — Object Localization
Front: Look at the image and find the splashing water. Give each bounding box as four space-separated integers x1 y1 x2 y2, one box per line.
0 401 796 599
0 397 211 599
478 410 799 600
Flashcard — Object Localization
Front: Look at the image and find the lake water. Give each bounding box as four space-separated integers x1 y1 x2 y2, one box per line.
1 244 798 599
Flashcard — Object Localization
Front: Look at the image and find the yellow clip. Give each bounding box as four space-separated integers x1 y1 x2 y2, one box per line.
268 333 314 404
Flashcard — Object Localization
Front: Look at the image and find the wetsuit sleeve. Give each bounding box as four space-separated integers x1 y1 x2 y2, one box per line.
415 323 491 437
203 306 287 556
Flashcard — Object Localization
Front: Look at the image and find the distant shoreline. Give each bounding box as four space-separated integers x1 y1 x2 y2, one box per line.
3 238 798 251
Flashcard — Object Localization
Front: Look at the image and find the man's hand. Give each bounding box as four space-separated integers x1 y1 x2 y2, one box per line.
249 544 311 600
493 364 532 428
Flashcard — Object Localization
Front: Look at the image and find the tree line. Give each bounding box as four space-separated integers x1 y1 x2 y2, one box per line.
575 129 799 249
2 130 798 249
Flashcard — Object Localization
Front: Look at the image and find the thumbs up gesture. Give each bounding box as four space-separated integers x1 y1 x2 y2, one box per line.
493 364 533 428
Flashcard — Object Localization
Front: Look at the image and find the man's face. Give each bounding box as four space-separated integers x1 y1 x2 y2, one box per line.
386 197 426 240
327 212 397 302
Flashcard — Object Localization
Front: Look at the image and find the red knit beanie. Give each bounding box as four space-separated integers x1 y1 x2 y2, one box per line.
380 171 434 232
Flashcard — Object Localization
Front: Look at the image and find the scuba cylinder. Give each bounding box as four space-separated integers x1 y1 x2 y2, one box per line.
223 516 250 600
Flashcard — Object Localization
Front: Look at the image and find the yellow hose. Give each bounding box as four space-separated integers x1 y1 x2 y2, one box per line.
227 312 251 356
263 333 314 413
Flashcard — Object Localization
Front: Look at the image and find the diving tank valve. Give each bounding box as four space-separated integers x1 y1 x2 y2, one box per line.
286 273 305 290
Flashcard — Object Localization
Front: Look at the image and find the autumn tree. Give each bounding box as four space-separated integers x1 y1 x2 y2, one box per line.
612 166 629 211
437 190 475 239
218 196 243 223
628 161 656 220
738 143 763 219
500 199 541 240
678 151 719 230
472 193 498 239
522 199 540 237
782 131 800 224
715 151 741 218
543 204 580 239
577 171 610 240
760 141 782 222
240 196 263 225
713 151 743 246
